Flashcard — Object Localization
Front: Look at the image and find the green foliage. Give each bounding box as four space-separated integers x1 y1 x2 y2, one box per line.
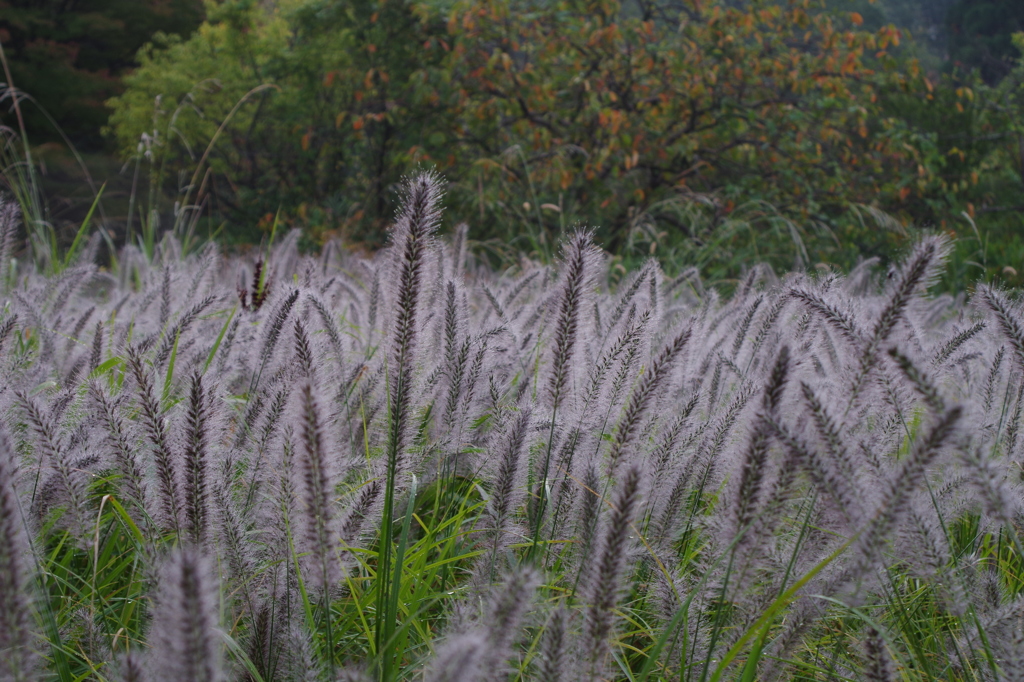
822 0 954 70
107 0 452 245
443 0 938 262
947 0 1024 84
94 0 1024 287
0 0 204 149
880 34 1024 286
107 1 930 251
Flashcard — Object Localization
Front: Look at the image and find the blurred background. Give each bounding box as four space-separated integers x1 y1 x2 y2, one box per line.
1 0 1022 287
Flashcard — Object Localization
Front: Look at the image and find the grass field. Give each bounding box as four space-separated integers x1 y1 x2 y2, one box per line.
1 173 1023 681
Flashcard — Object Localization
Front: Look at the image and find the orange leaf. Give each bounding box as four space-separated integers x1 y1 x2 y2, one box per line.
850 12 863 26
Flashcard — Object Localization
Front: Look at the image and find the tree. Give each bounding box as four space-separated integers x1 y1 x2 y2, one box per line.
441 0 926 255
0 0 204 149
106 0 453 243
947 0 1024 84
109 0 970 273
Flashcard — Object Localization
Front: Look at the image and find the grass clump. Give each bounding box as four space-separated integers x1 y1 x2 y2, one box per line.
0 176 1023 681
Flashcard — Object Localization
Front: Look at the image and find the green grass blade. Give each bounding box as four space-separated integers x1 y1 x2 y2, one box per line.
708 534 857 682
221 630 266 682
63 183 105 270
203 306 237 374
381 475 418 681
737 620 770 682
162 328 180 408
88 355 123 381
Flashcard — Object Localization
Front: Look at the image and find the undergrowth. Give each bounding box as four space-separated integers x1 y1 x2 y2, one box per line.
1 173 1024 681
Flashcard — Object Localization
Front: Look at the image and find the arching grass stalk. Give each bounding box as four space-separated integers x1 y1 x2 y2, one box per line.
173 84 278 255
374 172 441 682
528 229 595 562
706 533 857 682
0 37 46 267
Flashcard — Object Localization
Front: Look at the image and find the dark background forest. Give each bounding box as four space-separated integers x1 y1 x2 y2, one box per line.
1 0 1022 286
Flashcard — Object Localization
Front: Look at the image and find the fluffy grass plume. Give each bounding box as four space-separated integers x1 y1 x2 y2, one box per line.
0 428 35 681
146 548 224 682
1 191 1023 681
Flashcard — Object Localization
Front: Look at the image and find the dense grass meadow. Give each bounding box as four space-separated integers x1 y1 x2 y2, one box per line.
3 171 1024 681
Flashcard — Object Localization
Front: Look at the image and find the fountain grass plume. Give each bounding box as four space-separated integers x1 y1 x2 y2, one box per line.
160 265 172 328
17 390 92 539
376 171 444 678
847 235 948 409
730 345 790 546
306 291 346 363
90 382 148 517
146 547 224 682
293 318 314 377
383 171 443 477
933 321 987 366
888 346 945 412
546 229 599 411
1 209 1022 681
850 404 962 584
486 409 531 565
182 369 212 546
787 382 865 522
536 607 569 682
255 288 300 385
863 625 895 682
0 313 18 357
730 294 763 360
0 428 35 681
425 633 486 682
296 380 341 591
980 285 1024 373
583 464 642 678
606 327 691 476
790 288 862 347
89 319 103 371
127 344 182 534
480 567 541 678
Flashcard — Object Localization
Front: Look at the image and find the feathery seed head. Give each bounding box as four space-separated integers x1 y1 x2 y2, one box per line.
583 464 642 675
0 428 35 681
147 548 223 682
546 229 600 410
